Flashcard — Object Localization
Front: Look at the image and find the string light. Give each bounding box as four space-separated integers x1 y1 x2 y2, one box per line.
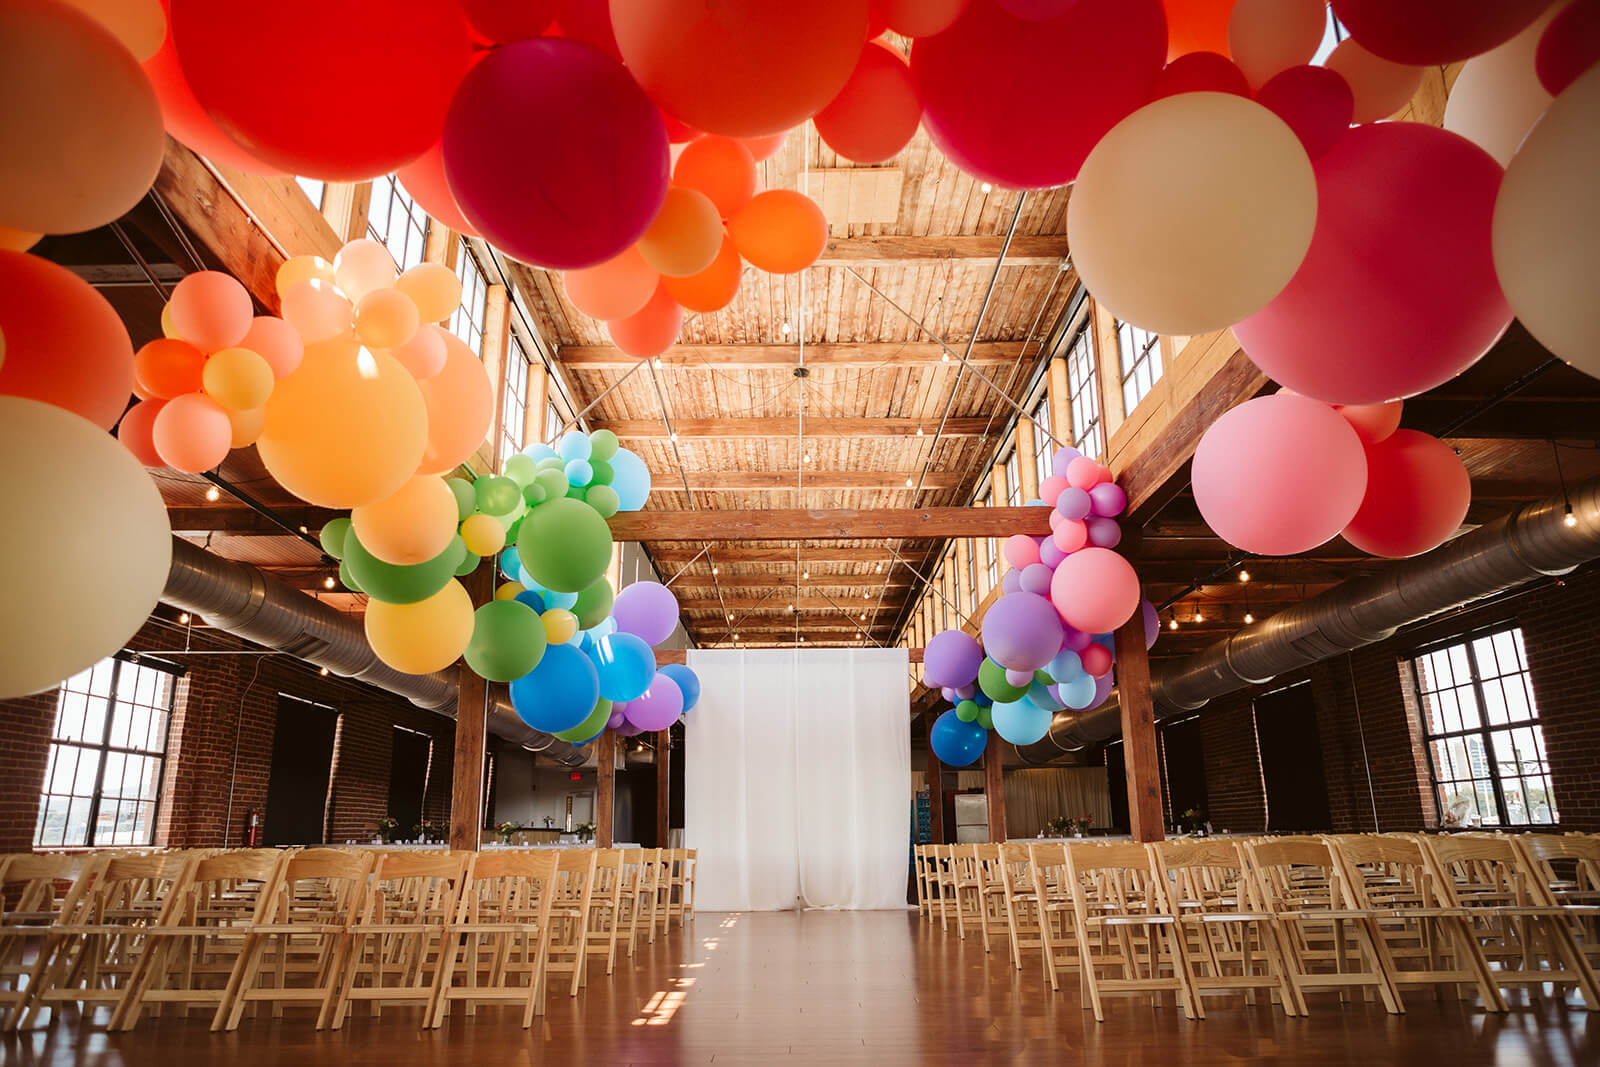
669 431 678 443
875 563 882 573
727 612 733 621
323 575 336 589
802 570 810 579
781 322 791 335
204 485 220 501
1244 612 1255 624
1554 440 1578 528
1168 617 1179 631
787 604 794 613
178 612 191 625
905 477 914 488
941 352 950 362
915 425 924 437
712 567 719 575
1237 569 1251 583
981 182 993 193
803 453 812 463
319 667 329 676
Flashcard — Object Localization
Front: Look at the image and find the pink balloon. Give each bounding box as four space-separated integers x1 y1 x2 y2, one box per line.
1061 625 1092 653
1066 456 1104 490
240 316 304 379
168 271 252 354
1039 540 1067 568
1233 124 1511 406
1049 547 1141 635
1333 399 1403 445
1332 0 1556 66
1053 519 1089 553
1002 533 1042 571
625 673 684 730
1149 52 1252 100
152 392 232 473
911 0 1166 188
1537 0 1600 96
1192 393 1369 555
1080 642 1113 678
443 39 668 270
117 397 166 467
1254 65 1354 160
1088 482 1126 517
1039 474 1069 506
1342 430 1472 558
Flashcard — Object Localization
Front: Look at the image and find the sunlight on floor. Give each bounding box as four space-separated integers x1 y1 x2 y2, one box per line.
632 976 696 1027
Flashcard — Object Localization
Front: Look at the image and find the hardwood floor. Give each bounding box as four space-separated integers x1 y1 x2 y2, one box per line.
1 910 1595 1065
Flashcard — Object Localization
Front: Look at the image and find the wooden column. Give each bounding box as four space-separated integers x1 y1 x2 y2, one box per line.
1048 355 1074 446
482 284 510 465
990 462 1008 504
596 729 616 848
1015 419 1040 503
450 565 496 851
984 730 1007 843
954 539 974 618
655 729 671 848
320 182 373 243
1092 300 1127 441
1114 615 1165 843
926 747 945 845
525 356 550 448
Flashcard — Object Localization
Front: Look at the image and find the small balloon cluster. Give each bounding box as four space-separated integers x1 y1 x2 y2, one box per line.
923 446 1153 768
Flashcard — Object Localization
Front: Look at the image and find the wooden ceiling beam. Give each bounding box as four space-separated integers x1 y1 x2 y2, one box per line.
592 417 995 440
670 574 911 589
683 596 899 612
559 341 1024 369
607 507 1050 542
652 546 932 563
654 471 964 491
814 234 1069 267
168 505 342 536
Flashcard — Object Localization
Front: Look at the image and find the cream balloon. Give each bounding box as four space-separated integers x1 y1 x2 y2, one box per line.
1325 38 1425 124
1067 93 1317 337
333 238 399 302
351 474 460 566
1228 0 1327 88
364 578 474 675
0 398 171 698
1493 64 1600 380
59 0 166 61
1443 2 1564 166
394 262 462 323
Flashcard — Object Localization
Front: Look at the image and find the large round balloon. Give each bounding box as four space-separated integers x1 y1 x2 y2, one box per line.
911 0 1166 188
344 532 464 605
726 191 828 274
929 709 987 767
258 339 428 508
1442 5 1561 167
563 246 659 321
0 0 165 235
605 282 683 358
1048 548 1142 635
1163 0 1236 61
1342 430 1472 558
992 697 1053 746
1233 123 1511 406
624 672 684 731
659 662 701 712
364 578 474 674
1254 65 1355 160
610 0 869 137
1537 0 1600 96
662 237 743 313
1068 92 1315 336
351 475 459 566
978 656 1028 703
394 139 481 239
0 251 135 430
0 398 171 699
1331 0 1555 66
414 332 496 476
1191 393 1369 555
1228 0 1326 88
572 577 615 630
511 641 600 733
1492 63 1600 381
672 136 758 219
981 593 1066 673
444 38 668 270
814 39 922 164
878 0 968 38
170 0 469 179
638 187 723 277
465 600 548 682
610 447 653 510
1323 38 1425 124
593 631 658 701
516 497 614 592
612 581 681 646
924 628 983 689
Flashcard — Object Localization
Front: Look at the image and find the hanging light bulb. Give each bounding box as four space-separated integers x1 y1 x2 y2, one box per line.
669 431 679 443
712 567 719 575
1168 617 1179 631
875 563 882 573
804 453 812 464
782 322 792 335
319 667 330 676
323 575 336 589
1194 607 1204 623
981 182 993 193
1565 506 1577 528
941 351 950 362
727 612 733 621
1237 569 1251 583
1244 612 1255 624
178 612 191 625
905 477 914 488
204 485 220 502
916 425 924 437
802 570 809 579
787 604 794 613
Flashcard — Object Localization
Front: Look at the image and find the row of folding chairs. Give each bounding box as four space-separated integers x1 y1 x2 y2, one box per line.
0 845 696 1033
913 833 1600 1022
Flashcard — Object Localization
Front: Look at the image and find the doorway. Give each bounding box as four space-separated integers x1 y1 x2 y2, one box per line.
263 695 337 846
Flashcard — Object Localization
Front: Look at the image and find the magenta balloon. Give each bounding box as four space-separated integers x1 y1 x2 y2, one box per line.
910 0 1166 188
1055 486 1092 520
1002 533 1042 570
615 719 645 737
996 0 1078 19
954 684 976 700
624 673 684 730
1537 0 1600 96
1192 393 1369 555
1019 562 1054 596
1254 65 1354 160
1149 51 1252 100
924 627 983 688
443 39 669 270
1060 624 1092 653
1089 482 1127 518
1049 547 1141 635
1081 642 1113 678
611 581 680 646
941 686 959 702
982 592 1065 672
1140 597 1160 650
1232 124 1511 406
1086 517 1123 549
1341 429 1472 558
1051 446 1084 479
1039 540 1067 569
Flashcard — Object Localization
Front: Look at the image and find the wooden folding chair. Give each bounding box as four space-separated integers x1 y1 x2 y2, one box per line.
638 848 666 944
997 843 1040 971
581 849 626 976
544 850 597 997
680 848 697 927
913 846 930 918
1514 833 1600 970
948 845 985 946
665 848 692 929
0 853 99 1028
1028 843 1080 993
973 845 1012 955
430 850 557 1029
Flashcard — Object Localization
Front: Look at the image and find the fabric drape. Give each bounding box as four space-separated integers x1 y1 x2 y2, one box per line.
1003 766 1113 839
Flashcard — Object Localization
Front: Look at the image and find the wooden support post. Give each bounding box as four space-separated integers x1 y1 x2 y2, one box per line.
926 749 945 846
1092 300 1127 441
955 539 974 618
1048 354 1074 447
984 730 1007 843
1016 418 1040 503
655 729 671 849
596 729 616 848
525 357 550 449
481 284 510 466
1114 615 1165 843
450 566 496 852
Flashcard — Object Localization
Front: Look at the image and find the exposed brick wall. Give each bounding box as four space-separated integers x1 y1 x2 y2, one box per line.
1196 694 1266 833
0 691 59 852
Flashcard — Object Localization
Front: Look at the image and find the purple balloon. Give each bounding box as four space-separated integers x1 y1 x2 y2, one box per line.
1020 562 1053 596
1051 446 1084 479
924 628 982 689
616 719 645 737
607 710 625 729
940 686 959 702
1092 671 1115 707
1140 598 1159 651
1056 486 1092 520
981 591 1065 673
1005 667 1034 687
1039 540 1067 568
1086 517 1122 548
1060 625 1092 653
954 683 976 700
624 672 684 730
1001 568 1023 595
1089 482 1127 517
611 581 680 646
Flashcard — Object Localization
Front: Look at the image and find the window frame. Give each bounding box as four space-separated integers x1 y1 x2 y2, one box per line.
1003 450 1021 508
450 239 490 358
500 333 532 461
1117 319 1164 414
367 174 430 273
1064 322 1103 460
1030 395 1052 492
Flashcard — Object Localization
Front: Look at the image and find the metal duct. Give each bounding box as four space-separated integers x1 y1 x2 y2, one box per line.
1016 476 1600 764
160 537 589 767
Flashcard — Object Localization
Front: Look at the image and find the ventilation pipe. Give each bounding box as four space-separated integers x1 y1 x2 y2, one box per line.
160 536 589 767
1016 476 1600 763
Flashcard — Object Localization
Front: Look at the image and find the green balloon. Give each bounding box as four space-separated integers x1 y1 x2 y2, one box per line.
464 600 547 683
517 497 613 593
955 699 980 723
319 516 352 560
572 577 615 630
976 705 994 731
589 429 619 462
475 475 520 515
503 454 538 488
586 484 620 518
535 457 566 473
1034 668 1055 686
344 531 465 604
553 696 613 743
534 468 568 501
505 517 523 543
588 458 614 486
454 550 481 578
338 558 363 593
446 477 476 521
523 482 548 507
978 657 1027 703
565 485 588 501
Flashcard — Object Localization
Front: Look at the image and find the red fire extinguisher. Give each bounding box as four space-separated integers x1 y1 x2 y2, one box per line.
245 808 262 847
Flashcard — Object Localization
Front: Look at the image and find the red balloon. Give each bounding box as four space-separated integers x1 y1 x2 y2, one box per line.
660 110 704 144
170 0 472 180
1333 400 1403 445
611 0 870 137
1080 642 1113 679
554 0 623 61
1537 0 1600 96
875 0 968 38
395 138 481 240
1233 124 1511 406
1342 430 1471 558
814 40 922 164
1254 65 1354 159
1149 52 1251 100
443 39 668 271
911 0 1167 188
997 0 1076 20
606 283 683 359
741 130 789 162
1331 0 1555 66
117 397 166 467
463 0 557 43
1164 0 1239 62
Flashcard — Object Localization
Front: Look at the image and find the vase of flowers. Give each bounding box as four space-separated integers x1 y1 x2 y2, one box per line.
1045 816 1072 837
576 822 596 844
494 820 519 845
376 815 399 844
1068 815 1093 838
1181 808 1205 835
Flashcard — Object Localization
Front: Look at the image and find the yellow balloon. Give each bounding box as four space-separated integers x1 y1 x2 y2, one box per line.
460 512 508 557
159 302 181 340
0 224 41 252
496 581 524 601
59 0 166 61
351 475 459 566
201 347 275 411
354 287 421 349
542 609 579 646
276 255 335 301
365 578 473 675
226 405 265 448
257 339 427 508
395 262 462 323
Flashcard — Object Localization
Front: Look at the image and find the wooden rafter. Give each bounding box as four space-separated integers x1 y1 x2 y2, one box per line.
606 507 1051 542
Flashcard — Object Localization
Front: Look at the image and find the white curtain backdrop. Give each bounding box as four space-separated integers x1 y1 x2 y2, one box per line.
685 648 910 911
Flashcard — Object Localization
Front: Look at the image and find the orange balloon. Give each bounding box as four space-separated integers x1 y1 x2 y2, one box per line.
280 279 354 343
814 39 921 164
0 226 41 252
562 245 660 320
638 187 724 277
275 255 335 301
605 282 683 359
1228 0 1326 88
394 263 462 323
1164 0 1239 61
392 323 449 379
134 338 206 399
741 130 788 161
354 287 422 349
662 236 744 312
258 339 429 508
727 190 829 274
413 331 496 476
673 136 758 219
0 250 135 430
152 392 232 473
226 405 265 448
117 397 166 467
394 138 481 239
351 475 460 566
60 0 166 61
201 347 275 411
240 315 304 378
168 271 254 353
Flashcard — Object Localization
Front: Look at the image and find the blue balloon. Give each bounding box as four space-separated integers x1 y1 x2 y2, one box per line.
557 430 592 463
1028 680 1066 712
1058 672 1098 710
514 589 547 613
510 644 598 734
543 589 578 611
499 547 522 580
972 691 993 708
930 710 987 768
1047 649 1084 683
1093 632 1116 651
610 448 652 511
520 442 558 463
593 632 657 702
586 616 617 639
565 458 593 487
659 663 701 713
1025 497 1048 507
993 697 1053 745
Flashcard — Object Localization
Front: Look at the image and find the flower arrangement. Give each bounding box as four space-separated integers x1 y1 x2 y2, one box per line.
576 822 597 843
494 820 519 844
376 815 399 844
1181 808 1204 834
412 818 442 841
1046 814 1093 837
